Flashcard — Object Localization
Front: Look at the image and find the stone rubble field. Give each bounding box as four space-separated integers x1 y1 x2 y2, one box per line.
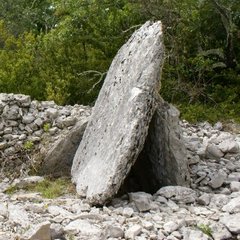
0 120 240 240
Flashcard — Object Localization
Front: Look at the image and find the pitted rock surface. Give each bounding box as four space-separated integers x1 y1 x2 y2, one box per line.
71 21 165 204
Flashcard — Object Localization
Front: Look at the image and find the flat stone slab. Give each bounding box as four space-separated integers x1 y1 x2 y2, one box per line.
71 21 164 205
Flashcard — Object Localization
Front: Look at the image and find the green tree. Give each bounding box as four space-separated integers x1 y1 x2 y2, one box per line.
0 0 56 35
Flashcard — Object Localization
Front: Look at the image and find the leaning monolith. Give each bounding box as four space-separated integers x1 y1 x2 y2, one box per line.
121 98 190 194
71 21 164 205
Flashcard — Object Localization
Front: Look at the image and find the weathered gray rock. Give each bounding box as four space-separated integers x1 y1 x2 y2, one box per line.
122 207 134 217
64 219 102 238
14 94 31 107
12 176 44 189
182 227 211 240
210 222 232 240
21 221 51 240
71 21 164 204
155 186 197 203
218 140 239 153
129 192 153 212
197 193 211 206
220 213 240 234
123 101 190 193
8 204 29 228
222 196 240 213
147 101 190 187
163 221 179 233
208 171 227 189
209 194 230 209
105 224 124 238
125 225 142 239
40 121 87 177
2 104 21 120
206 143 224 159
230 181 240 192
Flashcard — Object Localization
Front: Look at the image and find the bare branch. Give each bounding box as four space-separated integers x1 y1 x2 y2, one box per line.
87 72 107 93
122 24 142 34
77 70 107 93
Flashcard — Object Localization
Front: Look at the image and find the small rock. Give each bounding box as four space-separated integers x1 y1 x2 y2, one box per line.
13 176 44 189
8 204 29 228
48 206 73 217
220 213 240 234
105 225 124 238
227 172 240 182
206 143 224 159
163 221 179 233
46 108 58 119
64 219 102 237
210 194 230 209
182 227 211 240
142 220 153 230
167 199 180 211
213 122 223 130
222 196 240 213
198 193 211 206
125 225 142 239
22 114 35 124
210 222 232 240
122 207 134 217
157 230 166 240
129 192 152 212
218 140 239 153
208 171 226 189
156 186 197 203
230 181 240 192
21 221 51 240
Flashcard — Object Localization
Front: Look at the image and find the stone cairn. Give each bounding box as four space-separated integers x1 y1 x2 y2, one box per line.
0 93 91 178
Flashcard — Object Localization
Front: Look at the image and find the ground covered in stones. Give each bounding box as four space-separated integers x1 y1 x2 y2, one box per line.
0 120 240 240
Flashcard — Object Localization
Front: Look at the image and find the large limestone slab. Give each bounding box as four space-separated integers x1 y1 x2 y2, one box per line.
71 21 164 205
122 99 190 193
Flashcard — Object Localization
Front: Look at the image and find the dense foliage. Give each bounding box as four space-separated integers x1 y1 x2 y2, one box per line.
0 0 239 122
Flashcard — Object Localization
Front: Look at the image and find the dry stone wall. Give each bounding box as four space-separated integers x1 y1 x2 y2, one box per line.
0 93 91 178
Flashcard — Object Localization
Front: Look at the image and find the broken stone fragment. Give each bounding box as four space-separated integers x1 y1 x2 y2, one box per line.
40 121 87 177
21 221 51 240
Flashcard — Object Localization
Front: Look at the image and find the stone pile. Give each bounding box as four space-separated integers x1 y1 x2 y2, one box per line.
0 93 91 177
182 120 240 193
0 120 239 240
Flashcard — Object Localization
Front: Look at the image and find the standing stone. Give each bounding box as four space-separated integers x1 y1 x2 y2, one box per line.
71 21 164 205
123 100 190 193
